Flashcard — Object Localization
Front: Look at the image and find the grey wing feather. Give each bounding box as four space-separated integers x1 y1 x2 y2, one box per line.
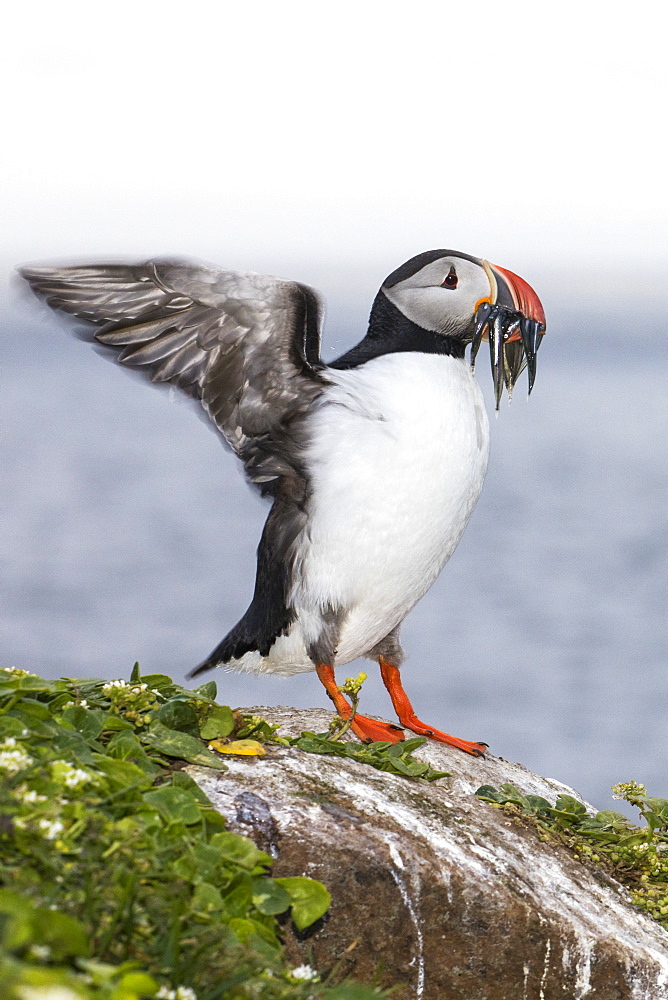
20 259 328 495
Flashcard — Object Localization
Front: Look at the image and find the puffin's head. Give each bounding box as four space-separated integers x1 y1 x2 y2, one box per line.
381 250 546 408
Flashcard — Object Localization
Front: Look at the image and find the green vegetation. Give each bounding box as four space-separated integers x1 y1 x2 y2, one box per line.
290 732 449 782
290 672 449 782
0 666 389 1000
476 780 668 929
4 658 665 997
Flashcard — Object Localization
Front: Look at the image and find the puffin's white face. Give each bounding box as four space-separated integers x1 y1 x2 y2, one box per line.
382 256 491 338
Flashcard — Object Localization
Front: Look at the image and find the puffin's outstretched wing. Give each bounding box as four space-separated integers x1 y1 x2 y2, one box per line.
20 259 327 495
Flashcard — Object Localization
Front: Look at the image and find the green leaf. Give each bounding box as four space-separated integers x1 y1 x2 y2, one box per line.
155 700 200 736
235 714 284 742
251 877 292 915
9 700 51 721
193 680 218 701
0 675 55 693
51 728 101 764
292 731 448 781
130 662 142 683
33 908 90 960
200 807 227 834
643 798 668 827
274 876 331 930
524 795 554 815
199 704 235 740
0 716 28 738
554 794 587 817
386 756 415 776
140 720 228 770
0 892 93 961
77 957 129 985
0 890 33 951
210 832 266 871
294 734 335 754
170 770 214 803
475 785 503 802
143 785 203 826
618 833 649 847
192 882 224 913
105 730 161 774
595 810 632 828
400 737 428 753
186 842 223 882
326 986 392 1000
61 705 106 742
118 971 159 994
228 917 262 943
137 673 177 695
99 714 134 732
91 754 154 791
498 783 531 806
222 880 253 917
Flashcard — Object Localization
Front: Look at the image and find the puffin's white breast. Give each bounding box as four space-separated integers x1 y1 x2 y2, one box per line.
292 351 490 664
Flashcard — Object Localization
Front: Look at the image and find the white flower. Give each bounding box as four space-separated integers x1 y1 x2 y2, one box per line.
3 737 17 747
15 786 47 805
79 699 89 708
51 761 93 788
28 944 52 960
175 989 197 1000
156 989 176 1000
63 767 92 788
38 819 65 840
102 679 128 692
290 965 319 981
0 747 33 775
19 988 79 1000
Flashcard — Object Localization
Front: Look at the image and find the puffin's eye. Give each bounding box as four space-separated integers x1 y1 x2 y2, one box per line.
441 266 458 289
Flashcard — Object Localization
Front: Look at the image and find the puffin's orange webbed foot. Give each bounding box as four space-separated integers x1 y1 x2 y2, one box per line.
349 714 405 744
379 658 489 758
395 716 487 757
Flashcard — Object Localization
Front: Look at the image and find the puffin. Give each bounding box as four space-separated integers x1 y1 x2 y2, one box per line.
20 249 546 756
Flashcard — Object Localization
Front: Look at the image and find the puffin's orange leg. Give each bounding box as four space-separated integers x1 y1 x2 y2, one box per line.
379 657 488 757
316 664 405 744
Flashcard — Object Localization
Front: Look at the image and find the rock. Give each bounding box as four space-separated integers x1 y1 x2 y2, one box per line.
188 706 668 1000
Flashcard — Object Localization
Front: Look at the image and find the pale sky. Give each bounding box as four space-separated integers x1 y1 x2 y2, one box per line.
3 1 666 309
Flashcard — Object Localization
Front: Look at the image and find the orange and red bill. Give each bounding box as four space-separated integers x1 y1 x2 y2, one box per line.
472 262 546 408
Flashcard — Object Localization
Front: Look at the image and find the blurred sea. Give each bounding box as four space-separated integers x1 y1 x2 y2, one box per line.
2 294 666 817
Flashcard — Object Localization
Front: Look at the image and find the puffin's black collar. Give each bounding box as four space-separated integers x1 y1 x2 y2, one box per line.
329 290 466 369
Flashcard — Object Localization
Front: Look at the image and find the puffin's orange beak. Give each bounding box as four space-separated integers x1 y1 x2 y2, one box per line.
472 261 546 408
490 263 546 334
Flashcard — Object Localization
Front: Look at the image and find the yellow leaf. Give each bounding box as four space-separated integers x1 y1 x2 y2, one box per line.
208 739 266 757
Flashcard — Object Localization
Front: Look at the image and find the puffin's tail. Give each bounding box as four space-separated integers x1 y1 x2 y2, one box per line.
187 601 296 679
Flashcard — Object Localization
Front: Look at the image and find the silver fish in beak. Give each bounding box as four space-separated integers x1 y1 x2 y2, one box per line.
470 261 546 408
